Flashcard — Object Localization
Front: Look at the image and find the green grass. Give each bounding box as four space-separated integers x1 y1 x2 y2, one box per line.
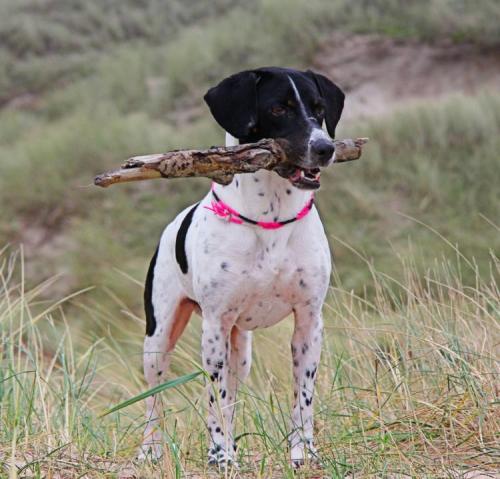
1 246 498 477
1 90 498 313
1 1 499 308
0 1 499 476
1 0 499 105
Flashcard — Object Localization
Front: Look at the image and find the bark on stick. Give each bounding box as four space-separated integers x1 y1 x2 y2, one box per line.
94 138 368 188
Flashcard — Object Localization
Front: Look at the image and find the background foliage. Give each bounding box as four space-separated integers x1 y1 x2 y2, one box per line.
0 0 498 476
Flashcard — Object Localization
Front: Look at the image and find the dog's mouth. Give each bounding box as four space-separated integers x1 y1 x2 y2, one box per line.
287 167 321 190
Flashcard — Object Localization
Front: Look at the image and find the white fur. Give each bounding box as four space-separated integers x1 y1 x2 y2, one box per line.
289 76 308 119
140 132 332 467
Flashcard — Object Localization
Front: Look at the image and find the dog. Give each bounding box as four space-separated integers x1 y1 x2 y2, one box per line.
139 67 345 467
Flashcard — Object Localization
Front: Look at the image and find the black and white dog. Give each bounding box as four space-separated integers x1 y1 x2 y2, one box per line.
140 67 344 467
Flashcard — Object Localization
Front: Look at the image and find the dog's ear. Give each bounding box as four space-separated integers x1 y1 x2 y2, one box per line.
307 70 345 138
204 71 258 139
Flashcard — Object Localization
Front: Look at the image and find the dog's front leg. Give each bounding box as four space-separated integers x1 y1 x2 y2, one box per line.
289 306 324 467
202 316 237 467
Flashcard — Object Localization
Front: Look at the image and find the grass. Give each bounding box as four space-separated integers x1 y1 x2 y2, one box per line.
0 1 499 308
1 243 498 477
1 90 498 314
1 0 499 106
1 1 499 476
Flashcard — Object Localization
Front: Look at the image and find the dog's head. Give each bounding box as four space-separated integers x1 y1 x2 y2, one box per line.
204 67 344 190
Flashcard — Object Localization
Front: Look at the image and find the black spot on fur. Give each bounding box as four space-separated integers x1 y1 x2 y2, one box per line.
175 203 200 274
286 189 291 195
215 360 224 369
144 245 159 336
221 389 226 399
299 279 307 288
221 261 229 271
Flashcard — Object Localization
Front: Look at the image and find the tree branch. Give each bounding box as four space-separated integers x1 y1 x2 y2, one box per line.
94 138 368 188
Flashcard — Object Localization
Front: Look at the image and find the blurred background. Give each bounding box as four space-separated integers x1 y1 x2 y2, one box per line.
0 0 498 313
0 1 499 475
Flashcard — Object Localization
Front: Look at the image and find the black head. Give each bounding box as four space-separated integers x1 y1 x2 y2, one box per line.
204 67 345 189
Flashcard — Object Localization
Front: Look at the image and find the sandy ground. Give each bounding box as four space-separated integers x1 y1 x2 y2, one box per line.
314 33 500 121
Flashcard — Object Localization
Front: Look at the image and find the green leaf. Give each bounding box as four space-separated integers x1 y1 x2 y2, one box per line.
100 370 203 417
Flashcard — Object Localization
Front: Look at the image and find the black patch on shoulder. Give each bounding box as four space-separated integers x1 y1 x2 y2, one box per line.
144 245 159 337
175 203 200 274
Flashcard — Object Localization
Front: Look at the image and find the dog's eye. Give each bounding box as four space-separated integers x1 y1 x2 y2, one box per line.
270 105 287 116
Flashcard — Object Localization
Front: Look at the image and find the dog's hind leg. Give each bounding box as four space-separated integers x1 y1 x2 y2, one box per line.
139 296 195 460
228 327 252 400
138 250 196 461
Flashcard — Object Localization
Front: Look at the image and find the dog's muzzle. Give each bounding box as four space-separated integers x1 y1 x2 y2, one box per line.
309 138 335 166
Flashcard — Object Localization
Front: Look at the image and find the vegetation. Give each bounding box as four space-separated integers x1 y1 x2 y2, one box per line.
0 0 499 476
1 247 498 477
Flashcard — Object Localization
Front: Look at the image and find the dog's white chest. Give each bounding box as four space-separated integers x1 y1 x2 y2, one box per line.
234 245 301 329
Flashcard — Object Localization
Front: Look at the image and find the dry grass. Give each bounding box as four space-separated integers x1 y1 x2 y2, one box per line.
1 241 498 478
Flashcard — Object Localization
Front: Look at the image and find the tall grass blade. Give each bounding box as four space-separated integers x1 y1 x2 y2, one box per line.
100 371 203 417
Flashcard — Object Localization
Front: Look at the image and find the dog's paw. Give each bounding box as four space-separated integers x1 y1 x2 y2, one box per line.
136 442 163 463
207 444 238 470
290 443 319 469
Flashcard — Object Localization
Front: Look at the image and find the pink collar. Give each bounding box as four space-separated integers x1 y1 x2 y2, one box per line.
204 185 314 230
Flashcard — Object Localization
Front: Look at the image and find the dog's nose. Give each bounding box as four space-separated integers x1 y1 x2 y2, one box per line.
310 139 335 165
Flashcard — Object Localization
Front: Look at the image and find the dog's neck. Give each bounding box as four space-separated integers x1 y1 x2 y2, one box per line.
211 133 311 223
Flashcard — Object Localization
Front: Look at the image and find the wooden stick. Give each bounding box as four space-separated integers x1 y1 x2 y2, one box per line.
94 138 368 188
